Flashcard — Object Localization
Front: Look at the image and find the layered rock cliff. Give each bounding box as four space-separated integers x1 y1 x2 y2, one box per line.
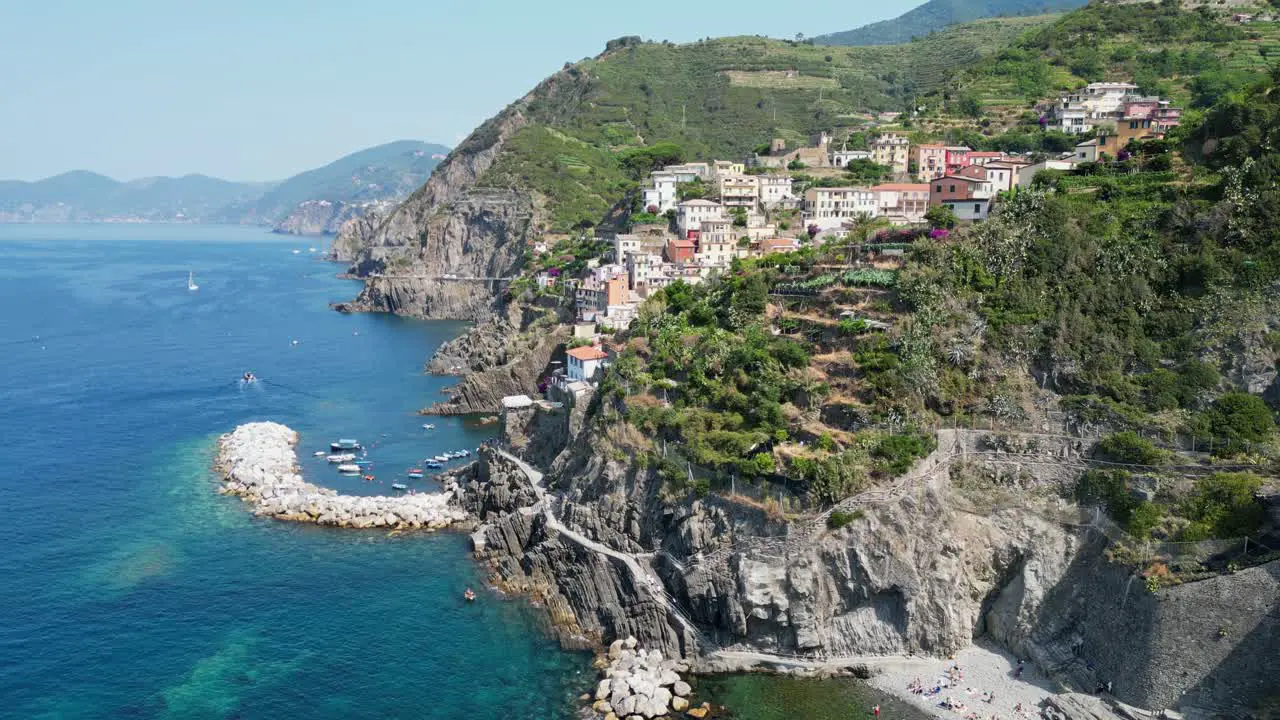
274 199 395 236
422 300 573 415
454 402 1280 716
331 87 541 320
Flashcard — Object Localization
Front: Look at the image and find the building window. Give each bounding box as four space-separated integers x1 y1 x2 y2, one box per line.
949 185 955 193
974 204 981 214
935 185 942 193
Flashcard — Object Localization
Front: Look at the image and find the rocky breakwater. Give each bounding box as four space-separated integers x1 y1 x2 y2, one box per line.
588 636 698 720
215 421 469 530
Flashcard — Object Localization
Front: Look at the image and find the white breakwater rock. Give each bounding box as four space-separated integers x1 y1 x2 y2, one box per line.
587 636 698 720
215 421 470 530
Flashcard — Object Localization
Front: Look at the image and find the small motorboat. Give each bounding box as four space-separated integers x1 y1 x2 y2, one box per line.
464 588 476 602
292 249 301 255
327 453 356 463
242 372 257 383
363 474 375 482
459 449 471 457
407 468 424 479
336 464 361 474
425 461 442 469
313 451 325 457
330 439 361 451
391 483 408 491
433 455 450 463
422 423 436 430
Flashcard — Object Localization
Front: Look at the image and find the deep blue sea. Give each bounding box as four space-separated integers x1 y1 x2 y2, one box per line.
0 224 918 720
0 225 590 719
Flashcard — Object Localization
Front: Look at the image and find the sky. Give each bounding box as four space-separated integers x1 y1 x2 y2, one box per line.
0 0 922 182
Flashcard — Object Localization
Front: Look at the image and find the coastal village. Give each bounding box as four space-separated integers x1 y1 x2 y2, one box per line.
527 81 1183 391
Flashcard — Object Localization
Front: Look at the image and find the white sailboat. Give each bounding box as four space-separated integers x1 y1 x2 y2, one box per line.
187 271 199 291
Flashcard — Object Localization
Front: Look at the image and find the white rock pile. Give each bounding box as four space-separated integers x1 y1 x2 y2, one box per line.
590 636 695 720
215 421 470 530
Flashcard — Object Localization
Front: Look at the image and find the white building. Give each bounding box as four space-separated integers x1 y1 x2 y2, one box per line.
676 199 725 236
983 162 1019 194
831 148 872 167
942 197 991 222
757 175 794 208
803 187 877 231
1014 158 1078 188
641 172 679 214
662 162 711 181
565 345 608 382
718 175 759 210
625 252 664 291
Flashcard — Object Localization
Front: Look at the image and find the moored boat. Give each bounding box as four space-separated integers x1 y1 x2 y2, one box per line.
336 463 361 473
390 483 408 490
327 453 356 463
433 455 449 462
425 461 442 469
330 439 361 451
407 468 424 478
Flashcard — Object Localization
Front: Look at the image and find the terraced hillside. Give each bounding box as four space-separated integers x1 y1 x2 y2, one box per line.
954 1 1280 115
472 18 1059 232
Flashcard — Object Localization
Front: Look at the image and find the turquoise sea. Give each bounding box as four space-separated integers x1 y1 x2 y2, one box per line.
0 224 920 720
0 225 589 719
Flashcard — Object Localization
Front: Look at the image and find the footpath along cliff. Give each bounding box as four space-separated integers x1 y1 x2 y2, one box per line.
451 401 1280 717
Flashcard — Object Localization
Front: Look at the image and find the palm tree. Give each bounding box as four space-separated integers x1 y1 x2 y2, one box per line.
840 213 891 266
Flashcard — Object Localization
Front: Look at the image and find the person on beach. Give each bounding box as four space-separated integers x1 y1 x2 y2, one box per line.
873 705 881 718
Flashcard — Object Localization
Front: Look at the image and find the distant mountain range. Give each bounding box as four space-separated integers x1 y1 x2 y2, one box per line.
813 0 1087 46
0 140 450 234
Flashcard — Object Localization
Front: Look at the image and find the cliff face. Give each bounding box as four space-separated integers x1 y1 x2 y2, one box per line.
275 200 396 236
422 301 573 414
456 410 1280 714
332 93 540 320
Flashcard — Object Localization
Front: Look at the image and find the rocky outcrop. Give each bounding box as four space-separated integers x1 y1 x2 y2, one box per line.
421 302 572 415
215 422 469 530
329 203 394 262
334 93 537 320
587 637 693 719
454 413 1280 715
275 199 399 236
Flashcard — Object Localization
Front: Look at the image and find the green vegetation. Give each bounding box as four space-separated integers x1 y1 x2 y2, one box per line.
827 509 865 530
957 1 1275 110
816 0 1081 47
1076 468 1266 543
477 126 632 231
1096 431 1165 466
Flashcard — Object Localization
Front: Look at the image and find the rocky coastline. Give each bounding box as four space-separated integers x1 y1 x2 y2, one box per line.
215 421 469 530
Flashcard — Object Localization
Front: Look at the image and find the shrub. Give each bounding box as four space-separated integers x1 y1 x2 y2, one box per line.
827 509 865 530
872 433 933 475
1096 431 1165 465
1177 472 1265 540
1194 392 1274 457
691 478 711 498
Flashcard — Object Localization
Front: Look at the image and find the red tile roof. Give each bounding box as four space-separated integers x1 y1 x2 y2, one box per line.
566 346 608 361
870 183 930 192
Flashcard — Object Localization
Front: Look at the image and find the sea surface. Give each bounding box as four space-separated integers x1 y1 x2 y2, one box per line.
0 225 589 719
0 224 918 720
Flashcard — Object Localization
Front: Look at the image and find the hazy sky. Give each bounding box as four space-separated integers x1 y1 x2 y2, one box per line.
0 0 921 182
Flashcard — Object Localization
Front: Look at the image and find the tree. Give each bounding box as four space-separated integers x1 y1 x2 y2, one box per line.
925 204 957 230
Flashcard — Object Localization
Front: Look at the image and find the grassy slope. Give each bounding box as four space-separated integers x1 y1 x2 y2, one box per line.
478 18 1059 232
815 0 1085 47
955 1 1280 112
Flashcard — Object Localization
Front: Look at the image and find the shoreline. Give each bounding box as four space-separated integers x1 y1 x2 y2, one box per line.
215 421 471 531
